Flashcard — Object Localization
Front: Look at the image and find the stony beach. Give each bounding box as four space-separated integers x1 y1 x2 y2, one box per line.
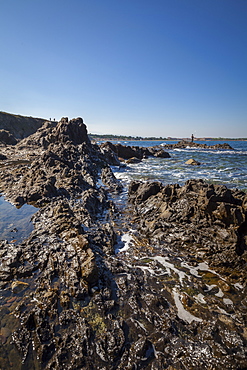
0 118 246 369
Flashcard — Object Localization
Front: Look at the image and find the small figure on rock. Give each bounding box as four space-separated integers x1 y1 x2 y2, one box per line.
191 134 194 142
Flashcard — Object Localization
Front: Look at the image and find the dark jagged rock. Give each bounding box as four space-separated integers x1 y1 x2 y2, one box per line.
16 117 90 150
48 117 91 146
0 111 46 139
0 129 17 145
0 118 114 206
128 178 247 277
163 140 234 150
129 180 163 203
101 166 123 193
99 141 121 166
100 141 170 163
153 149 171 158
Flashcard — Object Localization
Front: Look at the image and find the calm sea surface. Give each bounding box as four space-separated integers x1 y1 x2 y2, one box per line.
112 140 247 193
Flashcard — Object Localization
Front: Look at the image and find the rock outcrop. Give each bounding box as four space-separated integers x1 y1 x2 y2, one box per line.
100 141 170 163
185 158 201 165
163 140 234 150
128 179 247 278
0 117 122 206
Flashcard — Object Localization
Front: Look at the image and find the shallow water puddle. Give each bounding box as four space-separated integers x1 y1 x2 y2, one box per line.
173 289 203 323
0 196 37 243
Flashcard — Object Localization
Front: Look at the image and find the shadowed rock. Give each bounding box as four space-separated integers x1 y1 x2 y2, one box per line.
100 141 171 162
0 129 17 145
0 111 46 139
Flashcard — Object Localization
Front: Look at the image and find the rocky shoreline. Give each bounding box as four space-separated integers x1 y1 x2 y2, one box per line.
0 118 246 369
161 140 234 150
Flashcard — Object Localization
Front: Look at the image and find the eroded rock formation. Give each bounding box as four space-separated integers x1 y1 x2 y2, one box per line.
128 179 247 279
99 141 171 164
0 118 246 369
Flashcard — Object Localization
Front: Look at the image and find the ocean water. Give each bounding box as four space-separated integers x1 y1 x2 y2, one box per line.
112 140 247 192
0 196 37 243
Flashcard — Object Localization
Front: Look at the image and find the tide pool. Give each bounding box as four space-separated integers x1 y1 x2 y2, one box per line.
0 196 37 243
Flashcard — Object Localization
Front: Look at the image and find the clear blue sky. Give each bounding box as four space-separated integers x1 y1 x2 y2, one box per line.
1 0 247 137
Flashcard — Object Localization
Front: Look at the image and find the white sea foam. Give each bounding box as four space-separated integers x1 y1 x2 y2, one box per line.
153 256 188 284
234 283 244 290
223 298 233 305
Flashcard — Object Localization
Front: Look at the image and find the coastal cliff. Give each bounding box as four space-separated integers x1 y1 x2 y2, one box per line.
0 111 47 139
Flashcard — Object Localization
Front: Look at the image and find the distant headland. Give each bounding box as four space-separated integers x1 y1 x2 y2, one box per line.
89 133 247 142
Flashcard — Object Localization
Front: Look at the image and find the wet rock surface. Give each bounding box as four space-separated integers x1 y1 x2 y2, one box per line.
100 141 171 164
163 140 234 150
0 120 246 369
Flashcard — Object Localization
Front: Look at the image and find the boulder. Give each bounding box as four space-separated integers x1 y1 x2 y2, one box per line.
185 158 201 165
154 149 171 158
115 143 142 159
99 142 171 160
129 180 163 204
